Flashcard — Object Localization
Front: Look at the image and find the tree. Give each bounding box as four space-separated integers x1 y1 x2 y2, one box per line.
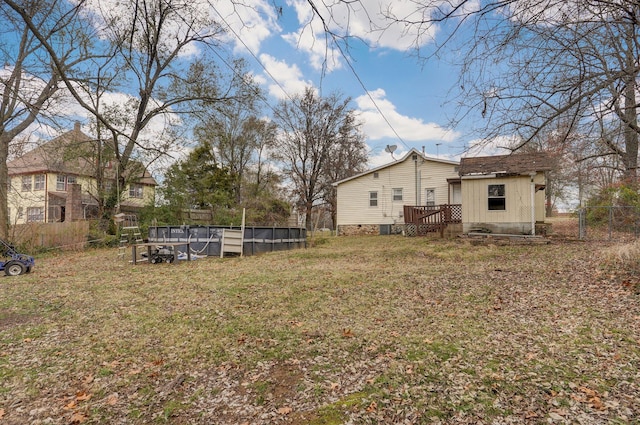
194 63 275 204
4 0 234 221
320 112 368 228
0 0 88 238
406 1 639 181
301 1 639 184
159 144 235 223
272 87 366 230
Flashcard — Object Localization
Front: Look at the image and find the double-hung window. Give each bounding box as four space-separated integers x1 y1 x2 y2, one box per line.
488 184 506 210
392 188 403 201
26 207 44 222
22 176 32 191
369 191 378 207
129 183 143 198
34 175 45 191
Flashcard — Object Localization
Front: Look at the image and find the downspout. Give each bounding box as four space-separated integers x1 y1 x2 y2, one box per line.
413 154 418 204
530 172 536 235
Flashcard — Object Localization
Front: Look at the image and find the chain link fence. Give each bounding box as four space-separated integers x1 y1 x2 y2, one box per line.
578 206 640 241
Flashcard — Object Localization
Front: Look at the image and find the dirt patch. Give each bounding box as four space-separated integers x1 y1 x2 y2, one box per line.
0 312 37 330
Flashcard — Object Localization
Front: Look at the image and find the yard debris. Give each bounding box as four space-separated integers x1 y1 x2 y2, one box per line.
1 236 639 424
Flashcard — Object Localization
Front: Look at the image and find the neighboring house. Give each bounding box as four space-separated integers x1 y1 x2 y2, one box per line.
459 152 552 235
333 148 461 235
7 122 156 224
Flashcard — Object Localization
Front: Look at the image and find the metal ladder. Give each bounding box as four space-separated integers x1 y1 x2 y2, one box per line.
116 213 144 259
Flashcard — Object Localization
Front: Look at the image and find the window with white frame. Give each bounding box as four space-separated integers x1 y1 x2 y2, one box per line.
369 191 378 207
22 176 32 191
34 174 45 191
26 207 44 222
392 188 403 201
18 207 23 219
488 184 506 210
129 183 143 198
67 175 76 185
425 188 436 206
56 175 66 191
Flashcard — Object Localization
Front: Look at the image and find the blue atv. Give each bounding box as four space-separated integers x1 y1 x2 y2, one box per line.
1 239 35 276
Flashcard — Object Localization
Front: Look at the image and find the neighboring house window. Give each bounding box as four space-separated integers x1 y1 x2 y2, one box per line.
104 180 114 192
425 188 435 206
373 172 379 179
56 175 66 191
22 176 32 191
18 207 23 219
369 191 378 207
27 207 44 222
67 175 76 185
129 183 143 198
488 184 506 210
34 174 45 191
392 188 403 201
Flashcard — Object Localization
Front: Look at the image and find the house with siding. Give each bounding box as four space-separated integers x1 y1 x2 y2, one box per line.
333 149 461 235
7 122 156 224
459 152 552 235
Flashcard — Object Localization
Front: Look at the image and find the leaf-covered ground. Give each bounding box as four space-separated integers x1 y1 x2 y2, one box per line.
1 232 639 424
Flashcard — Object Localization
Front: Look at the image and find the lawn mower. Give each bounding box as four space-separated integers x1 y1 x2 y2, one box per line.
0 239 35 276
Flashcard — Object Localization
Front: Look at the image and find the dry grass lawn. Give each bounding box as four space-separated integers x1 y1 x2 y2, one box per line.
1 234 639 424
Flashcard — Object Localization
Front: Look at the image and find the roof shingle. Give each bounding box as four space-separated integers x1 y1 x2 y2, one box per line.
459 152 554 176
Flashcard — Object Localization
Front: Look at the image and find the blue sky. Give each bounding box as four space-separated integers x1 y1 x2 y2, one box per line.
210 0 485 167
11 0 493 168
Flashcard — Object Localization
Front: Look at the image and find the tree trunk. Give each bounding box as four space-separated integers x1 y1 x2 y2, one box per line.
0 135 9 239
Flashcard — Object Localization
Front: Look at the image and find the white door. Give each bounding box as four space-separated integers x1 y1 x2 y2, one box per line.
452 183 462 204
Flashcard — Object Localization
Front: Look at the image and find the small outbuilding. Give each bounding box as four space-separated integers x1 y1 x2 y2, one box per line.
459 152 553 235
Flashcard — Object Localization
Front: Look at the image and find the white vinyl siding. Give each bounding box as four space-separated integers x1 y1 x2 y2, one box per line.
461 174 546 226
335 154 459 226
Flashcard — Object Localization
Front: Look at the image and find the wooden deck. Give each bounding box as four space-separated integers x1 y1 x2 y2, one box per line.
403 204 462 237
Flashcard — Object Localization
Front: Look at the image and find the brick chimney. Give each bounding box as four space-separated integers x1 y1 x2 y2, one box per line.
74 121 81 134
65 183 83 221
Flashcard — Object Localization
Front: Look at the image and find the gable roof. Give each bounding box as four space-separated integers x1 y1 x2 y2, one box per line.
458 152 553 177
8 124 156 186
333 148 459 186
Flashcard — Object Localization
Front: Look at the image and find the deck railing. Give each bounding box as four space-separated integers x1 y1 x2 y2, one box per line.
403 204 462 236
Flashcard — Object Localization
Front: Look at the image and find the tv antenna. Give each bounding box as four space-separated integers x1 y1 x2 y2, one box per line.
385 144 397 159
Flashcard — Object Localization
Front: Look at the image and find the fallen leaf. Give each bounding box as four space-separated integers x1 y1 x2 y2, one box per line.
69 411 87 424
578 386 597 397
277 406 292 415
0 408 5 419
82 375 94 385
366 401 377 412
65 401 77 410
76 391 92 401
330 382 340 390
589 396 606 410
342 328 354 338
106 393 119 406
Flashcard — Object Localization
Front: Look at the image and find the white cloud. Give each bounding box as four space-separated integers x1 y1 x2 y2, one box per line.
212 0 281 54
282 0 463 57
462 136 517 157
259 54 314 99
355 89 459 143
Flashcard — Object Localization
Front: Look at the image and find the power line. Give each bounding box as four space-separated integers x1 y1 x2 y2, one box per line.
306 0 409 150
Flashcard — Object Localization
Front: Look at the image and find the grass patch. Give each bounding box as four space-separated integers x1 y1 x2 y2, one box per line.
0 237 638 423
